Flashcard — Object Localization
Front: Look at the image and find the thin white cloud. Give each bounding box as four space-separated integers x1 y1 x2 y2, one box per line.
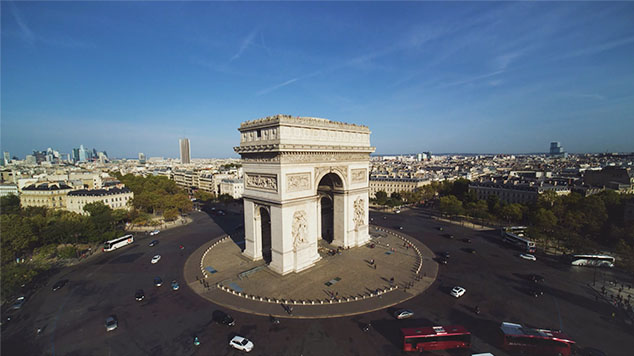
9 1 35 44
256 78 300 96
553 35 634 61
230 28 258 62
440 70 506 88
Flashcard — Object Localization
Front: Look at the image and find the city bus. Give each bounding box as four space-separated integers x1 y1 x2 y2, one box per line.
501 226 536 253
401 325 470 352
568 254 615 268
103 234 134 252
499 322 575 356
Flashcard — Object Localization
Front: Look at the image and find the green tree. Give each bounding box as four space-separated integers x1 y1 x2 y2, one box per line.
450 178 471 201
500 203 524 224
374 191 388 205
438 195 464 217
0 194 21 215
486 194 501 215
84 202 114 233
194 190 215 202
163 207 179 221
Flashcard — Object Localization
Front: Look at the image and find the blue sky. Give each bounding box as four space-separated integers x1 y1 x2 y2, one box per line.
2 1 633 159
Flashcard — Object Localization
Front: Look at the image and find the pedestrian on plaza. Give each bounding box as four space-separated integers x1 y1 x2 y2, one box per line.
390 277 394 285
374 264 377 270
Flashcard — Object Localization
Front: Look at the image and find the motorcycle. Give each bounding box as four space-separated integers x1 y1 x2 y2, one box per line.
475 306 481 315
193 336 200 346
362 322 372 332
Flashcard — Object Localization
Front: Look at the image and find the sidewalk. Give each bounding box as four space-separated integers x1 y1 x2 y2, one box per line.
183 226 438 318
126 215 192 232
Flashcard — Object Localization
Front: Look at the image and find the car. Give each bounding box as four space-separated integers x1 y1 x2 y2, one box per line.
213 310 235 326
149 240 159 247
151 255 161 264
465 248 477 254
394 309 414 319
528 274 545 283
439 251 450 259
154 276 163 287
445 233 455 239
462 238 472 243
52 279 68 292
437 257 448 265
105 315 118 331
519 253 536 261
395 210 401 214
399 226 404 230
149 230 160 236
528 288 544 297
229 335 254 352
450 286 466 298
135 289 145 301
218 210 226 216
171 280 179 291
10 296 26 310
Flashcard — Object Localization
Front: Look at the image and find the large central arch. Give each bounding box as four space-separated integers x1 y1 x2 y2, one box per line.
235 115 375 275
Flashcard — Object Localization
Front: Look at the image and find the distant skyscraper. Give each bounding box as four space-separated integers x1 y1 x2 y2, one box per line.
549 142 567 158
2 151 10 166
138 153 146 164
179 138 191 164
72 148 80 162
79 145 88 162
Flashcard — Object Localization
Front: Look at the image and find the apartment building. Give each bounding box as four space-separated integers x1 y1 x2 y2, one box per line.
20 182 74 209
66 187 134 215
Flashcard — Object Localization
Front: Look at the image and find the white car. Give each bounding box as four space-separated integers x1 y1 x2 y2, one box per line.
229 335 254 352
149 230 160 236
394 309 414 319
519 253 537 261
151 255 161 264
450 286 466 298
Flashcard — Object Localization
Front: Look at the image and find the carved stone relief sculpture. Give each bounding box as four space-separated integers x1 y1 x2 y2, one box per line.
287 173 311 192
292 210 308 250
353 197 365 229
245 173 278 192
351 168 367 183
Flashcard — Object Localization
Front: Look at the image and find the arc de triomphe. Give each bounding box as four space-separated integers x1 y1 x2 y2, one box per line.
234 115 375 275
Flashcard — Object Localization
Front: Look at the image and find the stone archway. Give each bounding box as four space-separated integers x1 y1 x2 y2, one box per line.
257 206 272 263
236 115 375 275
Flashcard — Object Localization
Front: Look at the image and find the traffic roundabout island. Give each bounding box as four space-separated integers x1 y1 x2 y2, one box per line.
183 226 438 318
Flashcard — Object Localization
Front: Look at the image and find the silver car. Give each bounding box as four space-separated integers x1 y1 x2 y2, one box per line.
105 315 118 331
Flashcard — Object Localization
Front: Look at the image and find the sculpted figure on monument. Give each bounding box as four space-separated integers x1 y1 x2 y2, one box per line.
353 198 365 228
292 210 308 250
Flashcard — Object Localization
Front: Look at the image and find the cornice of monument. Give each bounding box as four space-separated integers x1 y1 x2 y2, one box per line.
238 114 371 133
234 144 376 154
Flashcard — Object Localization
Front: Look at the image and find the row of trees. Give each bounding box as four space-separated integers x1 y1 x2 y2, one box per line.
114 173 192 223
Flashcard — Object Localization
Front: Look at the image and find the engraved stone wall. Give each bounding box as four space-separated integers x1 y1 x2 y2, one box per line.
351 168 367 183
245 173 278 192
286 173 311 193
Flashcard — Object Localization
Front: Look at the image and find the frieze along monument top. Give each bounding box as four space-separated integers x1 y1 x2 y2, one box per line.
234 115 375 275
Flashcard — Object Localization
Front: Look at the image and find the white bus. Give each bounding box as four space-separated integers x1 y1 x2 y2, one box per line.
501 226 536 253
103 234 134 252
569 254 615 268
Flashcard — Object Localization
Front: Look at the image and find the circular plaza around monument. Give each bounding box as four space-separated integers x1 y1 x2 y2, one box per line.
184 226 438 318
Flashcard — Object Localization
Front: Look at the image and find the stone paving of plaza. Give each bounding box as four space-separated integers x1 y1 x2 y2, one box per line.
184 226 438 318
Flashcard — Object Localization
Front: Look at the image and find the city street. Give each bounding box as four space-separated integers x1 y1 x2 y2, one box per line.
2 207 632 356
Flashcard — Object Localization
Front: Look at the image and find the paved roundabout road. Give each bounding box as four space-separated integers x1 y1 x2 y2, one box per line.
2 207 632 356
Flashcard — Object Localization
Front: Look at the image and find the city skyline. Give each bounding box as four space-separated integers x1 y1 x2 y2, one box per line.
2 2 634 159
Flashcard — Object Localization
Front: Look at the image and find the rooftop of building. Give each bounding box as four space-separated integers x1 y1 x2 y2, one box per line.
67 187 131 196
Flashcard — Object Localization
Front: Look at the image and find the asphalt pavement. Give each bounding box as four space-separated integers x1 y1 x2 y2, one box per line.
1 206 632 356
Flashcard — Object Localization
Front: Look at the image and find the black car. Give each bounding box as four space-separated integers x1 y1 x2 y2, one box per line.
465 248 476 254
52 279 68 291
462 238 472 243
437 257 449 265
153 276 163 287
439 251 450 259
444 234 454 239
528 288 544 297
135 289 145 301
528 274 545 283
149 240 159 247
212 310 235 326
